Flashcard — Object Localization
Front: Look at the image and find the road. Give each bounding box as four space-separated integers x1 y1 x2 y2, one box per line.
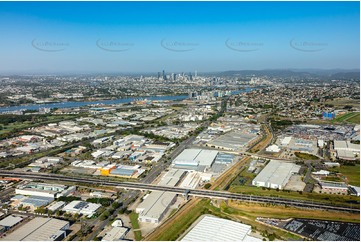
0 170 358 213
83 190 139 241
140 135 196 184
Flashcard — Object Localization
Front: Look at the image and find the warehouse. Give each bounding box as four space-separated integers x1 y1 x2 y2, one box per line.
252 160 300 190
15 182 76 198
334 140 360 160
206 130 258 151
319 181 349 195
62 200 100 217
136 191 176 224
0 215 24 230
102 227 128 241
181 215 261 241
173 149 218 169
20 196 54 210
47 201 66 212
2 217 69 241
158 169 185 187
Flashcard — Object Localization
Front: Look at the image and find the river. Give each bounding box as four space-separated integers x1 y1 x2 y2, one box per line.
0 88 255 113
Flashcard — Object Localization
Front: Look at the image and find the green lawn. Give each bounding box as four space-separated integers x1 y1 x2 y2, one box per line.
333 112 360 124
330 164 360 186
155 199 210 241
347 113 360 124
129 212 142 241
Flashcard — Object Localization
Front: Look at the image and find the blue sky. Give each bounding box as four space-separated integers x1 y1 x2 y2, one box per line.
0 1 359 74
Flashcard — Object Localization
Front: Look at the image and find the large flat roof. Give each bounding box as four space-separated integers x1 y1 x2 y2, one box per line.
138 191 176 220
158 169 185 187
102 227 128 241
173 149 217 167
2 217 68 241
181 215 261 241
0 215 24 228
252 160 300 188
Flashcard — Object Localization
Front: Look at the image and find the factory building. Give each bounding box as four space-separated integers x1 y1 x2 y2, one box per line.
0 215 24 231
252 160 300 190
62 201 101 217
181 216 261 241
319 181 349 195
15 182 76 199
2 217 69 241
173 149 218 170
157 169 185 187
333 140 360 160
136 191 176 224
102 227 128 241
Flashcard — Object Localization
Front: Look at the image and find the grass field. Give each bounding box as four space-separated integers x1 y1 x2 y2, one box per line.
228 185 360 206
330 164 360 186
294 152 319 160
129 212 142 241
333 112 360 124
226 200 360 223
347 113 360 124
0 114 79 136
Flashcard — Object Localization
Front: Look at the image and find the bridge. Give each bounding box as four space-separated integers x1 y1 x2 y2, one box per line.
0 170 358 213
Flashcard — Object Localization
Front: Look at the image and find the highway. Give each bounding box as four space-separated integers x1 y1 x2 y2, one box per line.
0 170 358 213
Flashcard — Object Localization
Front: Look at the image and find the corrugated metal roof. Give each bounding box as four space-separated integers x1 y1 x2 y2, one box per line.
182 216 260 241
3 217 68 241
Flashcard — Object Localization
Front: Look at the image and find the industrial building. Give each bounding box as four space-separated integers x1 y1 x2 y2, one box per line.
206 130 258 151
136 191 176 224
0 215 24 230
181 215 261 241
173 149 218 171
2 217 69 241
62 200 101 217
319 181 349 195
157 169 185 187
266 144 281 153
11 195 54 210
252 160 301 190
102 227 128 241
333 140 360 160
47 201 66 212
15 182 76 199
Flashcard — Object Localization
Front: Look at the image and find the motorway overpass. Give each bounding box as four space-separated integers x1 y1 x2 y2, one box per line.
0 170 359 213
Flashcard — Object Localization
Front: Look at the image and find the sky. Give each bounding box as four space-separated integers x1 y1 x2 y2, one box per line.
0 1 359 74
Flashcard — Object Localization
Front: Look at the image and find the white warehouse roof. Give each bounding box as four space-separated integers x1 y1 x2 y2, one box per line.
252 160 300 189
181 215 261 241
3 217 69 241
173 149 218 168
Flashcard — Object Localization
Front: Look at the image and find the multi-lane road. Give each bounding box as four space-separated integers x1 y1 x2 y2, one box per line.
0 170 358 213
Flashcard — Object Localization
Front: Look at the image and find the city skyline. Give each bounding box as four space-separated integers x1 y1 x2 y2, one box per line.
0 1 359 74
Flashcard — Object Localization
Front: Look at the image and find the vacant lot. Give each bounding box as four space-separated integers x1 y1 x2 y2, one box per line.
325 98 360 108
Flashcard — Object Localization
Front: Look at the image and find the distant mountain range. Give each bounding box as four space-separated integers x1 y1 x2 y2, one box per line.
216 69 360 79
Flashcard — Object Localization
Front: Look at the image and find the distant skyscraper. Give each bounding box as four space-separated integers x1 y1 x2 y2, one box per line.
189 72 193 81
162 70 167 80
173 73 177 81
157 72 161 80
